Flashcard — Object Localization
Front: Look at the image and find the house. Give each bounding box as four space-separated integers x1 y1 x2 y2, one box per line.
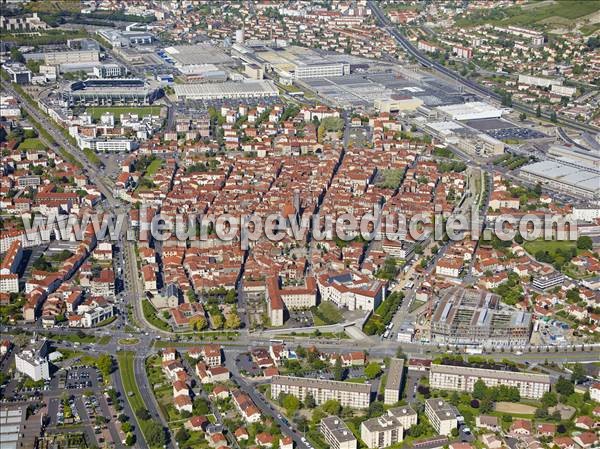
480 434 503 449
173 380 190 398
475 415 499 432
162 347 177 362
235 427 249 441
536 423 555 437
185 415 209 432
280 436 293 449
553 436 576 449
208 433 228 449
510 419 532 436
202 344 222 367
575 415 594 430
590 383 600 402
174 394 193 413
572 432 598 449
211 385 229 400
255 432 274 448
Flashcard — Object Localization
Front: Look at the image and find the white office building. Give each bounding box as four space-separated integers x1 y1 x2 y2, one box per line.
15 340 50 381
320 417 357 449
424 398 457 436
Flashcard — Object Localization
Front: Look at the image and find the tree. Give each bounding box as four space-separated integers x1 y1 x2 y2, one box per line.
541 391 558 408
451 428 459 437
368 401 384 418
473 379 488 400
304 393 316 409
519 112 526 121
136 408 151 421
364 362 382 380
190 315 207 331
536 104 541 118
333 356 345 381
125 433 136 446
321 399 341 416
550 111 557 123
535 407 548 419
225 312 242 329
96 354 113 378
211 313 224 330
576 236 593 251
555 376 574 396
145 423 166 447
570 363 587 384
281 394 300 415
176 427 190 444
395 347 406 360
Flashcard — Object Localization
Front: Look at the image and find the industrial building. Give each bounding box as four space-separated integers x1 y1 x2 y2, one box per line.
436 101 504 121
43 49 99 66
173 81 278 101
163 44 233 68
429 287 532 346
520 161 600 200
320 417 357 449
97 29 153 47
61 78 162 107
430 364 552 399
271 375 371 409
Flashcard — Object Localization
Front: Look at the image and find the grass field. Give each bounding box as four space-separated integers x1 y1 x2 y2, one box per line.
118 338 140 345
19 138 46 151
311 302 343 326
145 159 162 176
86 106 163 122
523 239 577 258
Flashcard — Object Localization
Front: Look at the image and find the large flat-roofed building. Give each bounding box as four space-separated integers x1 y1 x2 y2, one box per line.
430 287 532 346
384 358 404 405
436 101 503 121
4 64 32 85
271 375 371 409
520 161 600 200
61 79 162 106
360 406 417 448
164 44 233 67
293 62 350 79
0 406 26 449
430 364 551 399
44 49 99 65
15 339 50 381
425 399 458 436
97 29 153 47
320 416 357 449
174 81 278 101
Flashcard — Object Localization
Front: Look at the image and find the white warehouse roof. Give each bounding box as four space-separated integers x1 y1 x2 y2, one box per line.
174 80 278 100
436 101 504 121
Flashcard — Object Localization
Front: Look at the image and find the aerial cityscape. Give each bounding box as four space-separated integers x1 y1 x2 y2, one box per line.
0 1 599 449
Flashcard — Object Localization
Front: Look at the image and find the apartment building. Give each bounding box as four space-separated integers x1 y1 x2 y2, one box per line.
424 398 458 436
429 287 532 346
532 272 565 291
430 364 551 400
15 340 50 382
271 375 371 409
361 406 417 448
320 416 357 449
384 358 404 405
